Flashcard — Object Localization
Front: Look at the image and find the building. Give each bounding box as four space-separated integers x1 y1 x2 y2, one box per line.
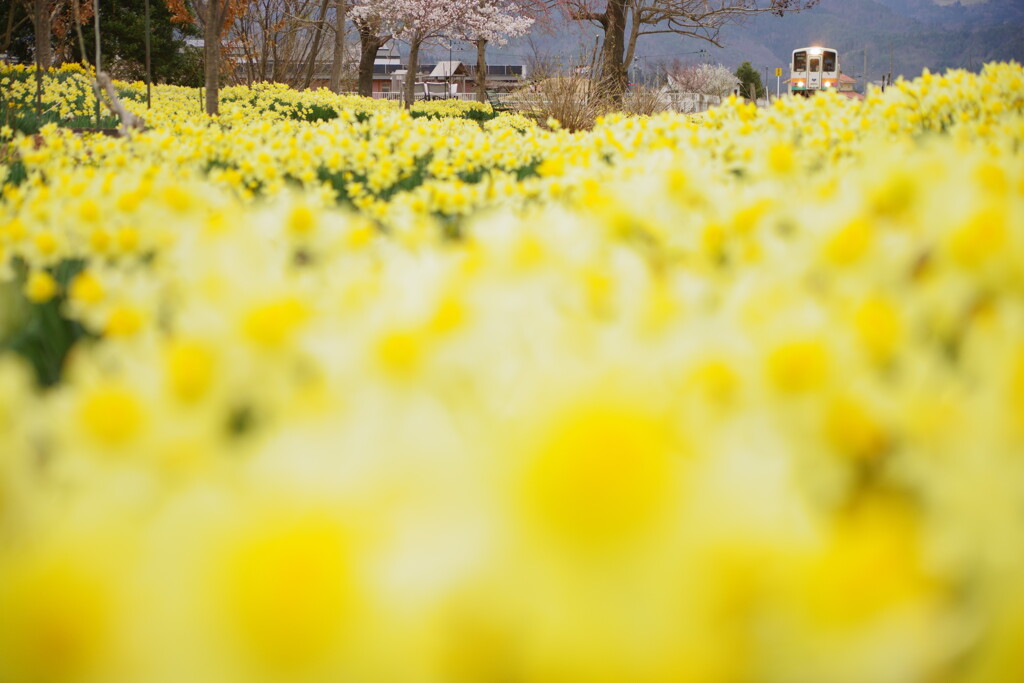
215 37 524 96
373 44 524 97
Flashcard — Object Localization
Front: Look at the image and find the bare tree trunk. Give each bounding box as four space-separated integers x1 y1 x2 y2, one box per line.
329 0 346 92
403 36 421 108
240 35 255 84
474 37 487 102
598 0 627 99
355 20 383 97
204 0 220 115
272 34 282 81
259 5 271 82
34 0 51 70
623 5 640 76
302 0 331 88
2 5 14 55
3 3 29 56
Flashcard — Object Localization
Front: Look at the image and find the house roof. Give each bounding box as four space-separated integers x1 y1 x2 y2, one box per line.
430 61 467 78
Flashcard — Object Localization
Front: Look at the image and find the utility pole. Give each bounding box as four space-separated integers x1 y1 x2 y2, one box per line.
145 0 152 108
94 0 101 128
863 45 867 94
888 43 893 87
34 0 42 117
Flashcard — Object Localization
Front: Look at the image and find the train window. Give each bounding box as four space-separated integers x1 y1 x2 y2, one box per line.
823 51 836 71
794 51 806 71
810 57 820 72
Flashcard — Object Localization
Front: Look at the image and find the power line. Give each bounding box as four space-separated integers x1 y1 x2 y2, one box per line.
631 49 708 59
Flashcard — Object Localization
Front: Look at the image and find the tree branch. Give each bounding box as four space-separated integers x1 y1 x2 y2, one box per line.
96 71 145 134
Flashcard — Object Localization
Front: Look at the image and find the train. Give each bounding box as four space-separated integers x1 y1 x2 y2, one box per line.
789 46 839 96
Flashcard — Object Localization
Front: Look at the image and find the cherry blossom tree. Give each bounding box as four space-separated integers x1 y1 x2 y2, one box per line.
666 61 735 98
352 0 466 107
352 14 387 96
456 0 533 101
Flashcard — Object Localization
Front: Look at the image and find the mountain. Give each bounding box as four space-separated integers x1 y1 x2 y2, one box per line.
424 0 1024 88
706 0 1024 85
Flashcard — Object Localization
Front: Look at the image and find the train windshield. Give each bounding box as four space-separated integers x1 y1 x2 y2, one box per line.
793 51 806 71
809 57 820 72
823 51 836 72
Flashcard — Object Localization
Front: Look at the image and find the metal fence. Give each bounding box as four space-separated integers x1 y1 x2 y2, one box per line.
340 89 760 110
340 91 480 101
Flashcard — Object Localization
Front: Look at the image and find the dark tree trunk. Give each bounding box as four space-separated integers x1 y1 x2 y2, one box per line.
403 37 421 108
598 0 627 99
2 3 17 56
204 0 220 115
475 37 486 102
356 21 384 97
302 0 331 89
34 0 51 70
272 34 282 81
329 0 346 92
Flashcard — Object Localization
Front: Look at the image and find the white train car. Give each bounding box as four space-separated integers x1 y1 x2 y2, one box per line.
790 46 839 96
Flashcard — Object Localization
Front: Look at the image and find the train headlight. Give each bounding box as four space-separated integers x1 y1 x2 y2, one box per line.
824 80 832 88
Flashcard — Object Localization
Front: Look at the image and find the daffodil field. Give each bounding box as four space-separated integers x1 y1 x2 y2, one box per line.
1 60 1023 683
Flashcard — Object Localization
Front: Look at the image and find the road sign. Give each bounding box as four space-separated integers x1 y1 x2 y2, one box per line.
775 67 783 77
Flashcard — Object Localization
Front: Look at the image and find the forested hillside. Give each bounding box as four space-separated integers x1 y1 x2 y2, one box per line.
485 0 1024 88
721 0 1024 85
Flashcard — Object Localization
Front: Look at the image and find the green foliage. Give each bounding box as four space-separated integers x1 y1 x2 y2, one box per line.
71 0 200 84
0 260 91 387
410 100 499 123
410 107 499 123
2 161 29 188
222 94 340 123
292 103 339 123
0 1 36 64
513 159 542 181
174 46 206 89
735 61 766 100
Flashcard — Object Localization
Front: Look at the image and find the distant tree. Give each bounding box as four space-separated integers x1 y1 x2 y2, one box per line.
456 0 534 102
351 15 387 97
231 0 343 88
351 0 465 107
667 61 735 98
1 1 32 60
1 1 29 58
734 60 764 99
329 0 347 92
164 0 253 114
29 0 54 69
15 0 96 68
71 0 199 83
